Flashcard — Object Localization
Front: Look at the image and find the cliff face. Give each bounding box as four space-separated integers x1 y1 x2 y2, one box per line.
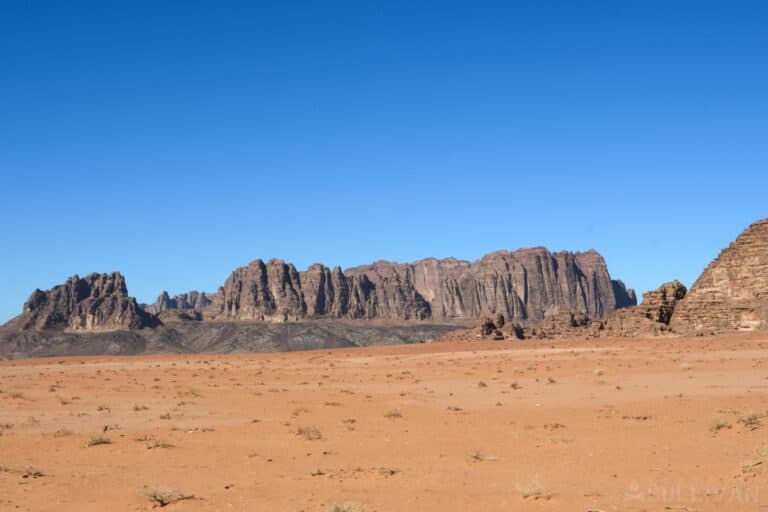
670 218 768 334
10 273 156 331
202 248 634 323
345 248 633 321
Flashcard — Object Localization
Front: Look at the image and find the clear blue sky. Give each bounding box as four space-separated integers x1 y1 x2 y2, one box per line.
1 1 767 323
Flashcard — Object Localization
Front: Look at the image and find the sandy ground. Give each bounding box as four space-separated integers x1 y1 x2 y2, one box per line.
1 334 767 511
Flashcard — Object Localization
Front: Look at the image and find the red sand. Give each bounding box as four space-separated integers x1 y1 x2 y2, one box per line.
1 334 767 511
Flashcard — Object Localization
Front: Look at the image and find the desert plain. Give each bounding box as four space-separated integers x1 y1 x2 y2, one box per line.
1 334 767 511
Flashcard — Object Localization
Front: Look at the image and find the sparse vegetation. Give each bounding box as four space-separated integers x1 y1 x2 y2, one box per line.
297 426 322 440
738 414 762 431
471 450 486 462
329 503 362 512
622 415 652 421
741 461 764 474
22 466 44 479
384 409 402 419
518 477 552 500
146 487 196 507
148 440 174 449
87 436 112 447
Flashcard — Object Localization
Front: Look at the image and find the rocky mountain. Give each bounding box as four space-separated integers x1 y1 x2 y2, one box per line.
670 218 768 334
199 248 634 323
1 246 635 357
5 273 157 332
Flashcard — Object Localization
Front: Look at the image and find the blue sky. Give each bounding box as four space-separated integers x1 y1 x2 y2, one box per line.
1 1 766 322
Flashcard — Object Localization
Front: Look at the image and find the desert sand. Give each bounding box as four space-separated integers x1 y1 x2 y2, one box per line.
1 335 767 511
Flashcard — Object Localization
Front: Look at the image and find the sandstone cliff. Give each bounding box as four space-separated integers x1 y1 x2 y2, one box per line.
201 248 634 323
345 248 634 321
7 273 156 332
670 218 768 334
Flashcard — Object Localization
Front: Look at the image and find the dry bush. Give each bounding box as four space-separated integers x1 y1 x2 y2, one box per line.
517 476 552 500
146 487 196 507
148 440 174 449
471 450 486 462
329 504 362 512
87 436 112 447
296 426 322 440
738 414 762 430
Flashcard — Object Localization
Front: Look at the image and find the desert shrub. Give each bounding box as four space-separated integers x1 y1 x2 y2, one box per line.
297 426 322 440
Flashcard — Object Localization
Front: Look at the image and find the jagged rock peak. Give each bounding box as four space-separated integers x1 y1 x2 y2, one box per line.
13 272 157 331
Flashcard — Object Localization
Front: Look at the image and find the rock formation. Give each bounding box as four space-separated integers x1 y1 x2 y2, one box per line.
670 218 768 334
7 273 156 331
146 290 212 315
592 280 687 337
201 248 634 323
345 248 635 321
4 247 634 334
477 280 686 340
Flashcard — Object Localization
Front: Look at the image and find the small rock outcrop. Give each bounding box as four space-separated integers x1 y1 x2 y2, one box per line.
593 280 687 337
10 273 157 331
670 218 768 334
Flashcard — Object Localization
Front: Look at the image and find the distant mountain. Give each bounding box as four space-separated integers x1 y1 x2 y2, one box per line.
191 247 635 323
3 246 635 334
4 272 157 332
0 246 638 356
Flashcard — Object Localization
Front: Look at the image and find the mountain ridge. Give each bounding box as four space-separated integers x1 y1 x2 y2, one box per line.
3 246 635 332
